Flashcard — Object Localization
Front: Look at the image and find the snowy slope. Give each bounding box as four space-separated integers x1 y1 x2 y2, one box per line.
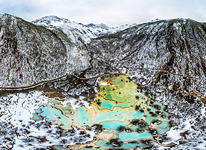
0 14 68 86
32 16 136 43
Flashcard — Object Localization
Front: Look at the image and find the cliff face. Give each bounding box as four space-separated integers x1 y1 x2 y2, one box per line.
0 14 68 86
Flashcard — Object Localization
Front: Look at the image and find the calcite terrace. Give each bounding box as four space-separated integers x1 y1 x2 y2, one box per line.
34 74 171 149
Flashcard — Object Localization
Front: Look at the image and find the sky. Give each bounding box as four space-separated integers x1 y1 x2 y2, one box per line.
0 0 206 27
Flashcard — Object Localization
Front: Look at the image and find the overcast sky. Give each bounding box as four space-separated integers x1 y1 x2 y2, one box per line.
0 0 205 27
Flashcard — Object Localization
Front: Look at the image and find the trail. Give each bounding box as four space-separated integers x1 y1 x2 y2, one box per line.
0 67 205 99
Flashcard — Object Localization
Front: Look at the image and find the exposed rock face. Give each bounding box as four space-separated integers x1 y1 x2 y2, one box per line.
0 14 68 86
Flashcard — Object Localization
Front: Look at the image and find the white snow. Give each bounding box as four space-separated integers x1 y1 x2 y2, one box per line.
0 91 45 127
33 15 136 42
99 81 108 86
0 91 95 149
166 128 182 141
65 96 92 110
201 104 206 115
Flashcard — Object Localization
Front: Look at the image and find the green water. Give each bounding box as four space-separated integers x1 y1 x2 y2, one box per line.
33 74 171 149
118 131 153 141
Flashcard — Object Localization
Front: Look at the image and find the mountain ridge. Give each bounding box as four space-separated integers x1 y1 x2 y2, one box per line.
32 15 137 43
0 13 206 92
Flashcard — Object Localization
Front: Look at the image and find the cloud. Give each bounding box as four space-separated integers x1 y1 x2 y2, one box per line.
0 0 206 26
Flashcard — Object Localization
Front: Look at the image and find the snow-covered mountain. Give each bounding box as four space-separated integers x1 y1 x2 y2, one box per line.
0 14 206 92
32 15 135 43
0 14 68 86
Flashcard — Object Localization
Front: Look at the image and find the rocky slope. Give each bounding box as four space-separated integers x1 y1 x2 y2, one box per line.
0 14 67 86
90 18 206 100
0 14 135 87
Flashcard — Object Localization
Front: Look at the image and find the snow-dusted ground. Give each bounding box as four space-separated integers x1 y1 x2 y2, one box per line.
1 87 206 149
0 91 96 150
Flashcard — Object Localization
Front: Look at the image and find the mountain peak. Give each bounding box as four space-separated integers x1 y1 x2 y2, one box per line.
0 13 27 25
85 23 109 30
32 15 109 30
0 13 17 20
32 15 71 25
0 13 11 17
148 18 199 25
